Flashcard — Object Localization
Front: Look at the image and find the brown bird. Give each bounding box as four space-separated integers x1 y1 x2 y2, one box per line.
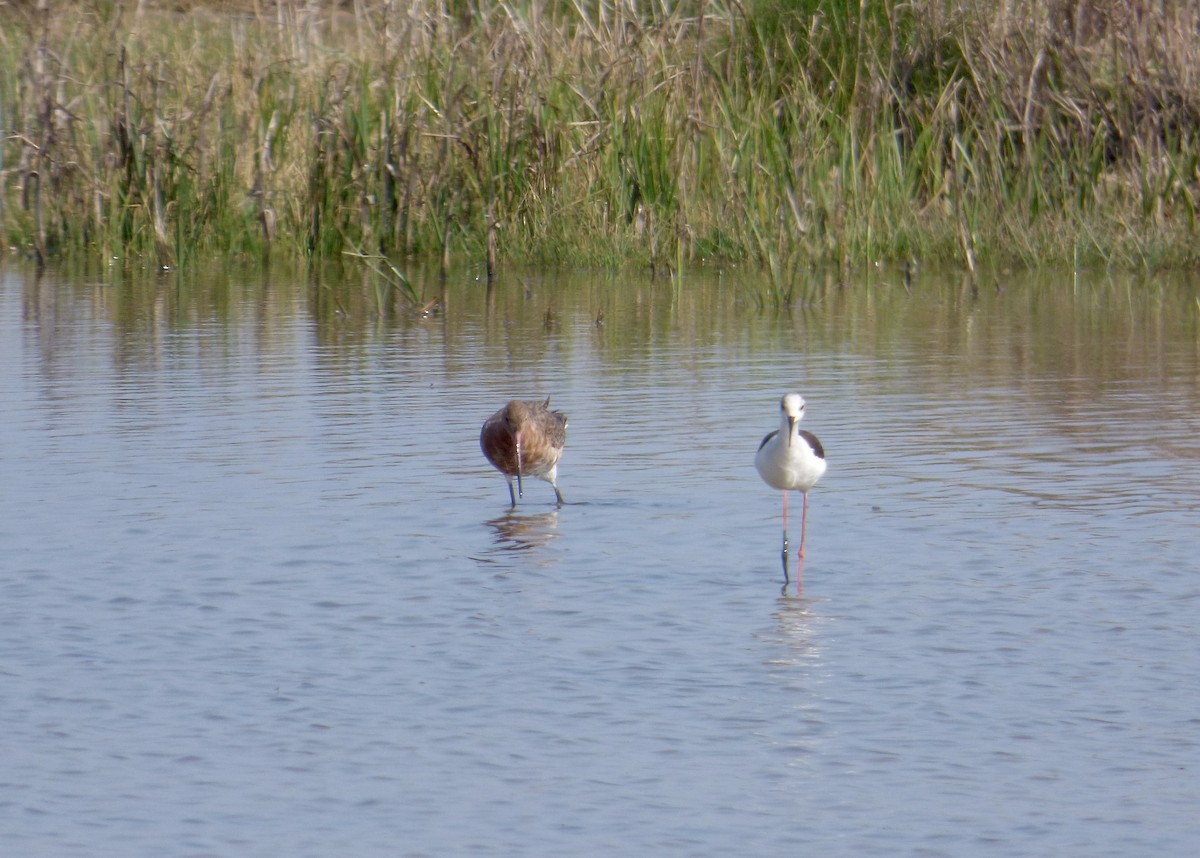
480 398 568 506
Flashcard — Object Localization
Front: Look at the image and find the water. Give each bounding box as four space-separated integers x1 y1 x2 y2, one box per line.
2 262 1198 857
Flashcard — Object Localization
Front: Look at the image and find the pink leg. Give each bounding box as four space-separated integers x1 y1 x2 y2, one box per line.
798 491 809 558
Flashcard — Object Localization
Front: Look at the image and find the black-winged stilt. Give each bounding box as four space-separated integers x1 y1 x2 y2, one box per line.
755 392 826 578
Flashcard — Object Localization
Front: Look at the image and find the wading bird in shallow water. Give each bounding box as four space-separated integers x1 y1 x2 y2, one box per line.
755 393 826 580
480 398 568 507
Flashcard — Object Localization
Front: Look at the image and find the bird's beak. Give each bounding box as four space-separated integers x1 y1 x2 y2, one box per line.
514 432 524 498
786 415 796 446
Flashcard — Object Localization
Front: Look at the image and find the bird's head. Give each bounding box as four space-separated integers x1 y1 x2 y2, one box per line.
780 393 806 446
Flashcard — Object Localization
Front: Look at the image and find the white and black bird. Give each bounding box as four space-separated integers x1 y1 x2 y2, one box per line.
755 393 826 578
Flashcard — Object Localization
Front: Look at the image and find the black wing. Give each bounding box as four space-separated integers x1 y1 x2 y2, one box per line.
798 429 825 459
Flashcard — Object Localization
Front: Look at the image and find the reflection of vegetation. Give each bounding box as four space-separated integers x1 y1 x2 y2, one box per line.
18 261 1199 410
3 1 1200 273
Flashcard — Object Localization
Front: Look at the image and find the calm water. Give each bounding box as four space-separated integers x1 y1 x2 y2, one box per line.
2 261 1198 857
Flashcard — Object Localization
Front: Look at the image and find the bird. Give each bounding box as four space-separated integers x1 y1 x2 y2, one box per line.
755 393 826 578
480 398 568 507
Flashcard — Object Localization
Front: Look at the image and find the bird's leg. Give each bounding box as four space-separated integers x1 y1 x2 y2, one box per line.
791 491 810 585
780 529 790 583
777 489 787 583
798 491 809 559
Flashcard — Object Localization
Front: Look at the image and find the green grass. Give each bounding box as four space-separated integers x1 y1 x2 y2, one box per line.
2 0 1200 281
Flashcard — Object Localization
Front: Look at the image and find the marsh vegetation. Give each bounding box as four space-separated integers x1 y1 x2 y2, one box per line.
2 0 1199 277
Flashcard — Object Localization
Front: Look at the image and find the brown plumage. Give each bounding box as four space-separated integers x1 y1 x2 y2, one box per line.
480 398 568 506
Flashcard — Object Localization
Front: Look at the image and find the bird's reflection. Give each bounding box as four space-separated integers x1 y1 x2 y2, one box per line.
484 508 561 553
764 591 826 669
